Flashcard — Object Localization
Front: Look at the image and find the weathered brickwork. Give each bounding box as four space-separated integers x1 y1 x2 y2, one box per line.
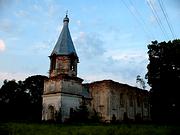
49 56 78 78
88 80 150 122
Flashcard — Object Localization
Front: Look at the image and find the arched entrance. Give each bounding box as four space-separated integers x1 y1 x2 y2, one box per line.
48 105 55 120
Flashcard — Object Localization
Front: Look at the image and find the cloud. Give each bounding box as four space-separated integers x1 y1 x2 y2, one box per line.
32 4 43 12
0 39 6 52
73 31 149 89
82 48 148 87
73 32 105 58
0 19 12 33
29 41 52 54
80 73 122 83
0 19 20 36
149 15 156 24
0 0 13 10
32 1 59 18
47 4 57 17
0 72 29 81
77 43 149 88
101 49 149 88
76 20 81 26
15 10 29 18
104 49 148 62
0 71 34 87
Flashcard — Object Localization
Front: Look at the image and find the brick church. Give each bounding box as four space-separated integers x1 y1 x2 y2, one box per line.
42 15 150 122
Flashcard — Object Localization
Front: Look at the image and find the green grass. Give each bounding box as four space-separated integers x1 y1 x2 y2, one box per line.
0 122 180 135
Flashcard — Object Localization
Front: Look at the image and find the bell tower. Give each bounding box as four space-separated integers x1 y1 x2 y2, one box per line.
49 14 78 78
42 14 84 122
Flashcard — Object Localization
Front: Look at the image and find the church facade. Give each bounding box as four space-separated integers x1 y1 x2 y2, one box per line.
42 15 150 122
87 80 150 122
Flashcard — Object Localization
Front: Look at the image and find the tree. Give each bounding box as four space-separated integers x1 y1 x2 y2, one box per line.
23 75 48 121
23 75 47 104
0 75 48 122
146 39 180 123
0 80 29 121
136 75 146 89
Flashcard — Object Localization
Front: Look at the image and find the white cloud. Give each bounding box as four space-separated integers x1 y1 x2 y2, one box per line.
0 39 6 52
76 20 81 26
73 32 105 58
7 37 19 41
47 4 57 17
0 72 28 81
104 49 148 62
80 70 148 89
92 48 149 89
31 1 59 18
73 30 150 89
0 71 34 87
30 41 51 54
80 72 126 84
149 15 156 24
0 19 20 35
15 10 29 18
32 4 43 12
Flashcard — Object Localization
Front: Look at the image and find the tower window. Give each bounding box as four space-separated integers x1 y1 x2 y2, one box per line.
50 58 56 70
71 65 74 71
70 60 75 71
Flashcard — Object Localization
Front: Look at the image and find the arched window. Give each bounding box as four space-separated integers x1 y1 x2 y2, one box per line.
120 93 124 107
144 97 148 108
137 97 141 107
48 105 55 120
129 95 133 107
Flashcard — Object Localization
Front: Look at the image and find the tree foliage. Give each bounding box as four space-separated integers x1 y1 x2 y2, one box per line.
0 75 48 122
136 75 146 89
146 39 180 123
68 99 102 123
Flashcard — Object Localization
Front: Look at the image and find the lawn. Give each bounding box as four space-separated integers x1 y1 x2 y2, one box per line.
0 122 180 135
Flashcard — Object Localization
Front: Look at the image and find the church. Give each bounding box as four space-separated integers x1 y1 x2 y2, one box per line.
42 15 150 122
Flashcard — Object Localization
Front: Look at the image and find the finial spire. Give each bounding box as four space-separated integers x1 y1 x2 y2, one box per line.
63 10 69 23
66 10 68 17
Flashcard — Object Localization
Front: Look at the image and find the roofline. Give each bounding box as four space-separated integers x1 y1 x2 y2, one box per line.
84 79 149 93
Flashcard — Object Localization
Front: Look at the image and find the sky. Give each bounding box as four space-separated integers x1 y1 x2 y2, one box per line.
0 0 180 90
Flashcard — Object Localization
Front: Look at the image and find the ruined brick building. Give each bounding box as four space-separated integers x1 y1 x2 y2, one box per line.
42 15 150 122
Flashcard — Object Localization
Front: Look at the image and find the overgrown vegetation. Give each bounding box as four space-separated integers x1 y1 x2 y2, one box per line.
67 99 102 123
146 39 180 123
1 122 180 135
